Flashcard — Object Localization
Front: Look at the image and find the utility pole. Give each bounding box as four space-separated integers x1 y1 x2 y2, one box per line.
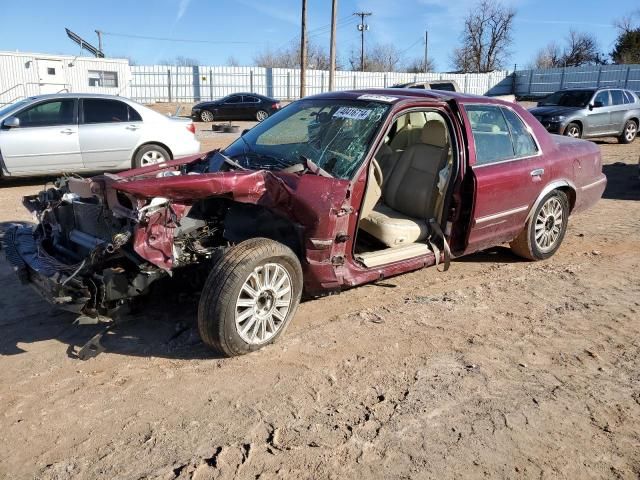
300 0 307 98
354 11 371 72
329 0 338 91
424 30 428 73
95 30 103 55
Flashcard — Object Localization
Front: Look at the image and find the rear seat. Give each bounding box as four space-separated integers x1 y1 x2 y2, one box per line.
360 121 449 248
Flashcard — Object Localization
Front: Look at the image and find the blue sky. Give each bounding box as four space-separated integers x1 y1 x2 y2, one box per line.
0 0 634 70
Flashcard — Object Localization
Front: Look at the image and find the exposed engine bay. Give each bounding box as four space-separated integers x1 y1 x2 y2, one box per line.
5 154 251 320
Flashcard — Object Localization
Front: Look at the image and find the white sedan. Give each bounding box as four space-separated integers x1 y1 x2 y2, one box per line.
0 93 200 177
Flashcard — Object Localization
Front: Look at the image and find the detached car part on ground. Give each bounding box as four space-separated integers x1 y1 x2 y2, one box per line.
4 89 606 357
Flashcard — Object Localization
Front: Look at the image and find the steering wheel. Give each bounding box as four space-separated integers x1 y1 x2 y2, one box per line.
371 157 384 189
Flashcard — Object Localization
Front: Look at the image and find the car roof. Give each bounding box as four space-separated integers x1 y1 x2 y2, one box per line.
24 93 131 101
304 88 496 104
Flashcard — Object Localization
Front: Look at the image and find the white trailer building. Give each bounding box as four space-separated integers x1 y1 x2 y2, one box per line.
0 51 131 105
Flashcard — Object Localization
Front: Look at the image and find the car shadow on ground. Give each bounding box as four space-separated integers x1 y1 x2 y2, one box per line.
602 163 640 201
454 246 524 264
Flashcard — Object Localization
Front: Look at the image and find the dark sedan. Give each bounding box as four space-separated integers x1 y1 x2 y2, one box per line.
192 93 281 122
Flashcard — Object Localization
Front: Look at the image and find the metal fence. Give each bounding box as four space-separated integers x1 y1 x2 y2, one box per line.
130 65 510 103
486 64 640 99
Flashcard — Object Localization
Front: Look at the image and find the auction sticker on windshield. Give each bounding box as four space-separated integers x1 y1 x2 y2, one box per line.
333 107 372 120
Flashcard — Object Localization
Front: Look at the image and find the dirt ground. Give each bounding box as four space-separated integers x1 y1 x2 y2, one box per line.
1 111 640 479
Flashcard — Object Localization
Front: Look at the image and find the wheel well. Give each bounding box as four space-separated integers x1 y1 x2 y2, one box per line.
557 186 576 212
565 120 582 133
132 142 174 166
629 117 639 127
222 203 304 260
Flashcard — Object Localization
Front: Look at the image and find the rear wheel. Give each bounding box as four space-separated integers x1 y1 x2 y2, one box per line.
564 122 582 139
197 238 303 356
618 120 638 144
510 190 569 261
256 110 269 122
200 110 214 122
133 144 170 168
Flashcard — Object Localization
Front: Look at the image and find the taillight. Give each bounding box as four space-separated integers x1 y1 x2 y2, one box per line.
187 123 196 134
272 103 280 110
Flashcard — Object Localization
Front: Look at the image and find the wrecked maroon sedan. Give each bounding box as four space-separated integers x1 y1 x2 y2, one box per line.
4 89 606 357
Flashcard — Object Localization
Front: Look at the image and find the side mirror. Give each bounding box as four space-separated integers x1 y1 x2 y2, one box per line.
591 101 603 110
241 128 250 136
3 116 20 128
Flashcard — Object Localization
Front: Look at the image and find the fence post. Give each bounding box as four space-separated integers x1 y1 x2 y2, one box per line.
624 66 631 88
596 66 602 87
167 69 172 102
527 69 534 97
321 72 324 93
463 74 468 93
286 71 291 100
384 74 387 88
209 68 213 100
559 67 565 89
353 74 356 90
175 68 179 102
250 70 254 93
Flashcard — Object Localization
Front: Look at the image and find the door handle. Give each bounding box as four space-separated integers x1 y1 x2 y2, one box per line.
530 168 544 177
60 128 75 135
126 125 140 130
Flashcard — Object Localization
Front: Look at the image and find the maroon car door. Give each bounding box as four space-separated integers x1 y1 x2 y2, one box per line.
460 103 551 255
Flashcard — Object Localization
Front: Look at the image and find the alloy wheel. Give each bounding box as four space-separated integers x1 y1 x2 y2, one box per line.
534 197 564 253
566 126 580 138
256 110 268 122
235 263 292 345
626 122 637 142
140 150 166 166
200 110 214 122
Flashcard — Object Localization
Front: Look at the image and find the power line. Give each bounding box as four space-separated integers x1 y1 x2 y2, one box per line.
101 31 255 44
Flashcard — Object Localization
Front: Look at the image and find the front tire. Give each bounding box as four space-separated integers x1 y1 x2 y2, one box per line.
197 238 303 356
510 190 569 261
618 120 638 144
564 122 582 139
133 144 170 168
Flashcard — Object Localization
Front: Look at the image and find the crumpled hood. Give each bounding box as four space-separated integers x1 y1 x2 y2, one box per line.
114 169 283 204
529 105 582 118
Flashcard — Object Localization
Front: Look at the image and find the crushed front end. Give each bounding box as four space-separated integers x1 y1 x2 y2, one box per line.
3 161 226 321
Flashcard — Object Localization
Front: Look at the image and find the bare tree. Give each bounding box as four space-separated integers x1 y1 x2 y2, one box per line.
348 43 404 72
532 31 602 68
532 42 562 68
452 0 516 72
614 9 640 34
254 40 334 70
160 56 200 66
226 56 240 67
404 57 436 73
562 30 601 66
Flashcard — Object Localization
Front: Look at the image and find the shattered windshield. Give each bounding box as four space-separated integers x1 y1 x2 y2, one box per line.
539 90 595 108
222 99 390 179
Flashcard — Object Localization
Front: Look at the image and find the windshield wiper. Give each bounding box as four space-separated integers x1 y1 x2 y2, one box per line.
218 151 247 170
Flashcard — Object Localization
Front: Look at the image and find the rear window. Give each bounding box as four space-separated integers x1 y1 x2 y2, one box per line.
83 99 138 123
466 105 537 165
430 82 456 92
611 90 625 106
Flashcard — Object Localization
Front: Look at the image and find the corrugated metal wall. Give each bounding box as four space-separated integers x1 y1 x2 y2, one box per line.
130 65 510 103
487 64 640 98
0 52 131 105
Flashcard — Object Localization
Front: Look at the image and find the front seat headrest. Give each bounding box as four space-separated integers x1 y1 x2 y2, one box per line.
420 120 448 148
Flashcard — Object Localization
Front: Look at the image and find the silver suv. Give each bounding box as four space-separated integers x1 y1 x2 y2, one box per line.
529 88 640 144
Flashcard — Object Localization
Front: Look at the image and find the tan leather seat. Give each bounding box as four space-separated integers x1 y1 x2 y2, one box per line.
360 120 449 248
